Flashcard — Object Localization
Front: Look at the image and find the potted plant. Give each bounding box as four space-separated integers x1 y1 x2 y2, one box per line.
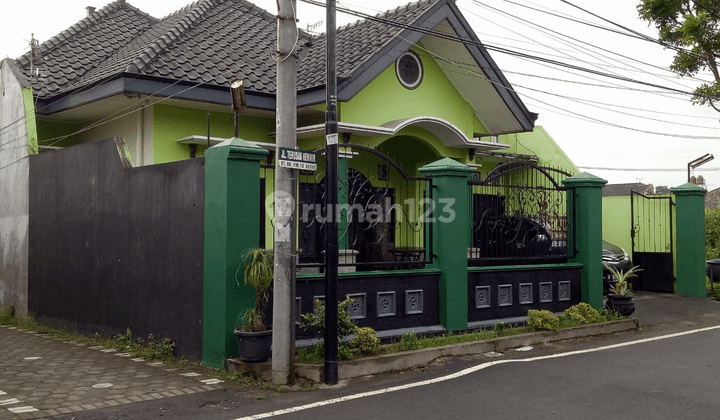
234 248 273 363
604 265 642 316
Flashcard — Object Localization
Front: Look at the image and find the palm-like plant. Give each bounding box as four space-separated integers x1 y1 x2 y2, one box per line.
236 248 274 332
605 265 642 296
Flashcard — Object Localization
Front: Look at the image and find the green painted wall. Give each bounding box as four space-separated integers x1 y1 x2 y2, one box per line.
339 47 484 138
499 127 579 173
152 104 275 164
22 88 38 155
36 120 81 148
602 196 632 256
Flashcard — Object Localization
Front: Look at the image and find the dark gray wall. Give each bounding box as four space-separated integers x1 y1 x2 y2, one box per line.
467 266 582 322
28 138 204 358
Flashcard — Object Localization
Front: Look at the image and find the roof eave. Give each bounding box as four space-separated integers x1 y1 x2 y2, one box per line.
35 73 276 115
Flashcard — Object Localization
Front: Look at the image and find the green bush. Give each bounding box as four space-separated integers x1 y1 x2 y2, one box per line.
492 322 506 333
706 208 720 260
300 296 358 342
527 309 559 331
399 333 421 351
564 302 602 325
349 327 380 356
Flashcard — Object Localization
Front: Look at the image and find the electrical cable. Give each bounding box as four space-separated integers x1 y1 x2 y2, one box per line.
468 1 704 91
298 0 697 97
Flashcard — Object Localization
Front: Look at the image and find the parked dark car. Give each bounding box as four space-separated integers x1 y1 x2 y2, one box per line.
602 240 633 293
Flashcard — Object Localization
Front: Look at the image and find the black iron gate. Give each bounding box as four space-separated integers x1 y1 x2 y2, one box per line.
468 162 575 266
630 191 674 293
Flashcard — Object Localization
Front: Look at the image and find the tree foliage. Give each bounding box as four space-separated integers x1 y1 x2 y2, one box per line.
638 0 720 105
706 207 720 260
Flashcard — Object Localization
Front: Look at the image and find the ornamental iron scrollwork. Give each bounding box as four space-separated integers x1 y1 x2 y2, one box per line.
469 162 573 264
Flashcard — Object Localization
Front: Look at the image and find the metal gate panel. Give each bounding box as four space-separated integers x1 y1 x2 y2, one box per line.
631 192 674 293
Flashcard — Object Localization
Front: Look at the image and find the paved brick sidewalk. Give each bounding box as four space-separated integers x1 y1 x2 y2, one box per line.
0 326 224 419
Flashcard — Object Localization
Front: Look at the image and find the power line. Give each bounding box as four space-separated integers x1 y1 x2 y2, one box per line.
577 165 720 172
299 0 697 97
468 1 704 91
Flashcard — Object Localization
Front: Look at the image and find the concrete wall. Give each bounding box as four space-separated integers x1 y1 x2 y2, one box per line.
0 61 32 316
28 138 205 358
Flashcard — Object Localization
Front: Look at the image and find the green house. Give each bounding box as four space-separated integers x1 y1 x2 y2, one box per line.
0 0 596 363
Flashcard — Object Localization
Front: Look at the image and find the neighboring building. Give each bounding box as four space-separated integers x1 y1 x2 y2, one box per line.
706 187 720 209
602 182 654 197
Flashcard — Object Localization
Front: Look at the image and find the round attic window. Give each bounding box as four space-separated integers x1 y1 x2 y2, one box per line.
396 51 423 90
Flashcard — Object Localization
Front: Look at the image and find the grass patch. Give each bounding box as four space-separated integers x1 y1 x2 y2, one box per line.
296 304 626 364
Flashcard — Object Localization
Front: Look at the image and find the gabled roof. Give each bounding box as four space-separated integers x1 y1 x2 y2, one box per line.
15 0 158 99
298 0 438 90
15 0 283 99
13 0 535 133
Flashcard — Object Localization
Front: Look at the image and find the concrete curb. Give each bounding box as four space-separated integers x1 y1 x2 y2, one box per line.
225 319 639 382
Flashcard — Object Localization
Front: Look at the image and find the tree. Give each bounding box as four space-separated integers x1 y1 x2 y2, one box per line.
638 0 720 106
655 185 672 194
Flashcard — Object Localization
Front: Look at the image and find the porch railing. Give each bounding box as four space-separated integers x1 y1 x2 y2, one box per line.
260 144 434 271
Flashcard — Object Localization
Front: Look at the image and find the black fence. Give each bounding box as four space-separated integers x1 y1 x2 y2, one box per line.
262 144 433 271
28 138 204 359
469 162 575 266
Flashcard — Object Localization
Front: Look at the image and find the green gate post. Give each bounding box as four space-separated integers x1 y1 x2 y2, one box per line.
419 158 474 331
562 173 607 309
202 138 269 368
672 183 706 297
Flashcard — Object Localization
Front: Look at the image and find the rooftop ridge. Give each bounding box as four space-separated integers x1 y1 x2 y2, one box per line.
126 0 221 73
16 0 157 66
336 0 438 35
239 0 277 23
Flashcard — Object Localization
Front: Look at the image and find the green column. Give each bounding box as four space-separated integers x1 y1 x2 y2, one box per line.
202 138 269 368
672 183 706 297
562 172 607 309
419 158 474 331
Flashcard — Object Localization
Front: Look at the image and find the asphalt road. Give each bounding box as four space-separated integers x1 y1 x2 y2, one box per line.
48 316 720 420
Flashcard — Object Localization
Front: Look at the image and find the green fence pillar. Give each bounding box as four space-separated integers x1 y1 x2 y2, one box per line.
420 158 474 331
562 172 607 309
202 138 269 368
672 183 706 297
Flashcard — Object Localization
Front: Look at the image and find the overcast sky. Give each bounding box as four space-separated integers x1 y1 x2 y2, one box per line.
2 0 719 190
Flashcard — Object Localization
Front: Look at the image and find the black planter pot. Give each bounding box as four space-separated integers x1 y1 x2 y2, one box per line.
605 294 635 316
234 328 272 363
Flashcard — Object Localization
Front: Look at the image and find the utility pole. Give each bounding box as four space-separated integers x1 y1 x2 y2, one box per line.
273 0 298 385
324 0 339 385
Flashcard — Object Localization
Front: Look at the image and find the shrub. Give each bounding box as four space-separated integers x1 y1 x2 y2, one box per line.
349 327 380 356
527 309 559 331
400 333 421 351
564 302 602 325
706 208 720 260
492 322 506 334
300 296 358 342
